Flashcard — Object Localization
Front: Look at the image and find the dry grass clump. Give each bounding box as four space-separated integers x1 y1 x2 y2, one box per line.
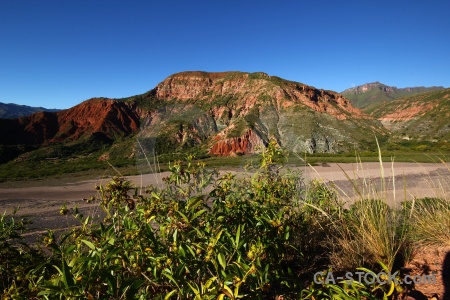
408 197 450 247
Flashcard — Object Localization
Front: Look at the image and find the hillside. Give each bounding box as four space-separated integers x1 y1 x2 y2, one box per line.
0 98 139 145
342 82 445 109
0 99 140 164
0 102 60 118
368 88 450 141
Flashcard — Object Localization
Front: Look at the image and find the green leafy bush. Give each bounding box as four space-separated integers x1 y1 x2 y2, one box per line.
1 142 423 299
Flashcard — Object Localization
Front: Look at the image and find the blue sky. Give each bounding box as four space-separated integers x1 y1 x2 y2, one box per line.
1 0 449 109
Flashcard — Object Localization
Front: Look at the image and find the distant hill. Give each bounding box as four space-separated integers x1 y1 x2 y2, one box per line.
341 82 445 109
0 102 60 118
0 98 139 145
368 88 450 141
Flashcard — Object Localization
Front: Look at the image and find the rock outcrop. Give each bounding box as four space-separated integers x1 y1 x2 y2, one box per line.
155 71 364 120
209 129 265 156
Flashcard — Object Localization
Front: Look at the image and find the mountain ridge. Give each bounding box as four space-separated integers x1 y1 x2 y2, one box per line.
0 102 60 119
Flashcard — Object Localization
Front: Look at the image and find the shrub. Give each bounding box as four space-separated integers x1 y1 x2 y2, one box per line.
0 210 47 299
32 142 307 299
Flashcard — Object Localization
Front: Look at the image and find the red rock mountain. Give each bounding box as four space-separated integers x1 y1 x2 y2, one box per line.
0 98 139 145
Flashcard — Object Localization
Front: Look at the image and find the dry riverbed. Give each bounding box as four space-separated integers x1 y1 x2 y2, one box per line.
1 162 450 234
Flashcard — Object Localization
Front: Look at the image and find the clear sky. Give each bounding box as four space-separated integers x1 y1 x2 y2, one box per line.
1 0 449 109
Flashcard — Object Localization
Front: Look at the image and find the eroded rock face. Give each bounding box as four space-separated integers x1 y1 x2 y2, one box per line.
54 99 139 142
155 71 365 120
208 129 266 156
368 88 450 139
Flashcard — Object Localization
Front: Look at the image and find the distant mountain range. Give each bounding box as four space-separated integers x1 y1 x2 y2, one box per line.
0 102 60 118
341 82 445 109
1 72 450 178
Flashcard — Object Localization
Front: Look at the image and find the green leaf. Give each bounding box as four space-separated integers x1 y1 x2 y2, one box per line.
204 276 217 290
187 196 204 211
217 252 226 270
53 265 63 276
214 229 223 245
61 259 75 288
187 282 200 296
104 247 121 261
164 289 177 300
185 244 196 257
178 245 186 257
173 229 178 242
81 239 96 251
191 209 206 221
216 294 226 300
176 211 189 223
222 284 235 300
163 271 180 289
235 224 241 249
64 244 76 255
284 225 290 240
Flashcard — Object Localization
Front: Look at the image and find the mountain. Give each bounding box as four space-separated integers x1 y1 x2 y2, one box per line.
131 71 385 156
0 102 60 119
341 82 445 109
0 71 387 167
368 88 450 141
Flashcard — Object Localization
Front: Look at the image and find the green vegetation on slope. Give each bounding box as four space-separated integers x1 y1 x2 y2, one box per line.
370 88 450 142
342 82 445 109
